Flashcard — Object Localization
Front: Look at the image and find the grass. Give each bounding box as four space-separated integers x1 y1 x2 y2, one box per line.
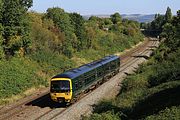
0 57 46 104
0 87 45 104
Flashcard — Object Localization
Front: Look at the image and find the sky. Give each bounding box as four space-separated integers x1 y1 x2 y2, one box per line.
31 0 180 15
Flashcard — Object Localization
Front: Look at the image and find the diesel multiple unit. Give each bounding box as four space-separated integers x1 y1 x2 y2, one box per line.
50 55 120 103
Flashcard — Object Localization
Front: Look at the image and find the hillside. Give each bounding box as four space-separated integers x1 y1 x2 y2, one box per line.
122 14 155 23
0 1 144 104
84 8 180 120
83 14 155 23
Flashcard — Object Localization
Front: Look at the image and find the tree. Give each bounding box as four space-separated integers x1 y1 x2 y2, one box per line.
161 9 180 51
1 0 33 57
161 23 175 40
165 7 172 23
0 27 4 59
152 14 164 30
46 7 74 36
0 0 4 59
148 14 165 36
110 12 122 24
177 10 180 17
85 26 96 49
104 18 113 26
89 16 105 29
172 10 180 27
46 7 75 57
148 7 173 37
69 13 86 51
84 20 99 49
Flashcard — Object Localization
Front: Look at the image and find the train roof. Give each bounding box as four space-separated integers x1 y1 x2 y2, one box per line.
52 55 120 79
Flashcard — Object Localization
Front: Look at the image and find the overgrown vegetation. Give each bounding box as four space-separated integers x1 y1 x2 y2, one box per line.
0 1 143 104
86 7 180 120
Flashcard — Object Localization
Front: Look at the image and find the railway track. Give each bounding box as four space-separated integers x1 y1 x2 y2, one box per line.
36 108 66 120
0 38 160 120
0 90 49 120
34 38 159 120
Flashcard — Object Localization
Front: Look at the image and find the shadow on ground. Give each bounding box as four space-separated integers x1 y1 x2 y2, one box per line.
25 93 67 108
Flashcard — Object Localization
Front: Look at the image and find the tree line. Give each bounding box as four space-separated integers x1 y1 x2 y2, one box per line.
146 7 180 56
32 7 141 58
141 7 177 38
0 0 33 59
0 0 143 60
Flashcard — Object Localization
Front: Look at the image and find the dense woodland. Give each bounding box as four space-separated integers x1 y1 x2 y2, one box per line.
85 7 180 120
0 0 143 104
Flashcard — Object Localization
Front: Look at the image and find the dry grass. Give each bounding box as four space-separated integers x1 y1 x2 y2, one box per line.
0 86 46 105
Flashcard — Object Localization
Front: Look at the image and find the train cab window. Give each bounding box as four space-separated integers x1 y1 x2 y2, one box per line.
51 80 70 93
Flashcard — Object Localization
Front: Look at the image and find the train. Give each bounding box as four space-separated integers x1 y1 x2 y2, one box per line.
50 55 120 103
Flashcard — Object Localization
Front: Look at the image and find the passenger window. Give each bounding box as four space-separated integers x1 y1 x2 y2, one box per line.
75 82 78 89
111 61 116 69
79 80 82 88
97 70 103 77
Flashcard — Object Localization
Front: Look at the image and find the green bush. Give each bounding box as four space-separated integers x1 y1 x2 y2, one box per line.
148 49 180 87
29 48 75 75
145 106 180 120
0 57 45 99
121 75 149 92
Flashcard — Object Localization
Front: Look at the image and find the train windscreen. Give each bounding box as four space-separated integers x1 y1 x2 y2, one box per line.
51 80 70 93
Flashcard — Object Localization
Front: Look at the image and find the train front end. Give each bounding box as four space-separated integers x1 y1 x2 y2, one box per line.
50 78 72 103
